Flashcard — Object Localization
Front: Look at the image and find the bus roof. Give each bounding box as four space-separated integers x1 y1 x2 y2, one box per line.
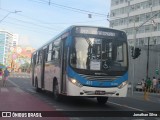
33 25 126 54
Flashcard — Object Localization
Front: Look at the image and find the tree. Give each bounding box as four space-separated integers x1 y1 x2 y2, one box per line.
19 62 30 72
0 63 6 69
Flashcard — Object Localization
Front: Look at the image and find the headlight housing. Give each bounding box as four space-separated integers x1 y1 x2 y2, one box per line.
118 81 128 89
68 77 83 88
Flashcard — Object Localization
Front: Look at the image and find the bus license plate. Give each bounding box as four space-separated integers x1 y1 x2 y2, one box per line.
95 91 105 95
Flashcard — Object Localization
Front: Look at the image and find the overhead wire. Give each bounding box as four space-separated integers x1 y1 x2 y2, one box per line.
0 13 107 31
0 0 108 43
0 20 55 35
0 7 107 25
0 12 107 37
28 0 108 17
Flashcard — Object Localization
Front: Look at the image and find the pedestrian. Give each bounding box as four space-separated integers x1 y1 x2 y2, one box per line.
3 68 10 87
0 69 3 85
158 78 160 93
152 76 158 93
141 79 145 91
146 77 152 92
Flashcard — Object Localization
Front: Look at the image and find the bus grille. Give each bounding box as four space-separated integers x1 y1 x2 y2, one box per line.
79 74 120 81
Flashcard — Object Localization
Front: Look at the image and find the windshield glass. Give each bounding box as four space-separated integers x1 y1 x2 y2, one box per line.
70 37 127 74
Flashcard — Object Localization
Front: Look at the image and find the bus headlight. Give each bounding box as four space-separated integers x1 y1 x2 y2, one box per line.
68 77 83 88
118 81 128 89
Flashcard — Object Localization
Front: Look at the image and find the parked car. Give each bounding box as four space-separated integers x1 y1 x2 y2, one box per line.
135 82 144 91
128 82 132 89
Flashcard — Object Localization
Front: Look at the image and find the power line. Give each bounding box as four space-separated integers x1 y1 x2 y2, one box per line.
0 8 107 26
0 13 107 35
0 20 55 35
28 0 107 17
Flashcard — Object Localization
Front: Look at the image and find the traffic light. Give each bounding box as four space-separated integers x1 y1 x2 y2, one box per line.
131 47 141 59
134 48 141 59
156 69 159 75
131 47 134 58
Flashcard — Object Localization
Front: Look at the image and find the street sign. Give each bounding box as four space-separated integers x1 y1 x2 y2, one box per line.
156 69 159 75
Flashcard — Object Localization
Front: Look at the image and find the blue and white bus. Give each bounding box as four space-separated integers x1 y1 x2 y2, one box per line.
31 26 128 104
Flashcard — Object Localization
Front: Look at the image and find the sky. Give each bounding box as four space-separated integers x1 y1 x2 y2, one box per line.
0 0 111 49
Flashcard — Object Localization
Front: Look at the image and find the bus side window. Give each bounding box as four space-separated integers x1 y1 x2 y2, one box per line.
51 42 55 60
52 40 60 61
52 48 59 60
36 51 40 64
47 43 52 61
45 46 49 62
39 50 42 64
33 54 37 65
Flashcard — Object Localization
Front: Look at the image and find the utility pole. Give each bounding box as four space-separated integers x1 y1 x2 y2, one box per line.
146 37 150 79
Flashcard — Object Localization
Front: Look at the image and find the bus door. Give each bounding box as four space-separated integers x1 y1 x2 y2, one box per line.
31 53 36 86
60 38 68 93
40 49 47 89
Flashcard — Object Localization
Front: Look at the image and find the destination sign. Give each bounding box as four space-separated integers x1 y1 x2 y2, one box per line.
75 27 116 37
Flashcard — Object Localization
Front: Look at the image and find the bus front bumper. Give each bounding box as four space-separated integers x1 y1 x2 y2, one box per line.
67 81 128 97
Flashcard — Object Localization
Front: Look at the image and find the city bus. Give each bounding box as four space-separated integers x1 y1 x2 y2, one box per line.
31 26 128 104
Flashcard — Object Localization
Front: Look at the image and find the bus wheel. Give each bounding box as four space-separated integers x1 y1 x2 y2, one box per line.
97 97 108 104
53 81 61 101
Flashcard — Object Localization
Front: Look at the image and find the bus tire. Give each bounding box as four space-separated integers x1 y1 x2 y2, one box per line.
35 78 41 92
53 80 61 101
97 97 108 104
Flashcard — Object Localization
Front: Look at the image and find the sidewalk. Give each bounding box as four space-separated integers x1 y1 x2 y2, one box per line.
127 90 160 103
0 80 69 120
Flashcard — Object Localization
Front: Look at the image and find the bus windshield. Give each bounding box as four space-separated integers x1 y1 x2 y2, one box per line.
70 37 128 75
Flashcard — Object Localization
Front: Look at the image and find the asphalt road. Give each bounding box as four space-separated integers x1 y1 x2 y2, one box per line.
3 73 160 120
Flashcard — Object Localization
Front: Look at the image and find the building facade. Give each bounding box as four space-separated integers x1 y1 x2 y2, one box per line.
110 0 160 46
12 34 19 47
110 0 160 85
0 31 13 65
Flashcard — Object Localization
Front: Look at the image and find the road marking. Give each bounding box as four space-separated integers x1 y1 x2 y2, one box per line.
47 102 54 105
132 119 145 120
0 88 9 92
108 101 144 111
8 79 20 88
9 74 30 78
108 102 160 119
53 106 58 108
26 89 36 93
70 117 81 120
14 87 24 93
56 109 64 111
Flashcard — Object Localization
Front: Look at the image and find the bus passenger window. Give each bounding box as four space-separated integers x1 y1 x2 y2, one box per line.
47 44 52 61
45 46 49 62
36 51 41 64
39 51 43 64
52 40 60 60
33 54 36 64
